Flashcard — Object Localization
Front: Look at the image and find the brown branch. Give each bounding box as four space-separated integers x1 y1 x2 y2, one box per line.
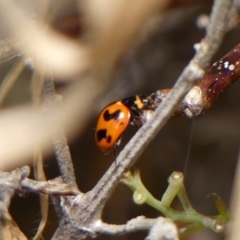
144 42 240 119
197 43 240 109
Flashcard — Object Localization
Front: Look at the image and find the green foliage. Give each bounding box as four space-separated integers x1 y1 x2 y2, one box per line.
122 170 229 237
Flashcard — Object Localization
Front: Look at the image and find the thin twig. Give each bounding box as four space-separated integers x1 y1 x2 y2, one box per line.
41 74 79 227
92 216 178 240
42 75 78 188
32 147 49 240
31 72 49 240
0 58 24 107
92 217 157 235
21 177 79 196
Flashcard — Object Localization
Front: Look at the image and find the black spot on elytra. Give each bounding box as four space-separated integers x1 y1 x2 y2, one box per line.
96 129 112 143
96 129 108 142
103 109 121 121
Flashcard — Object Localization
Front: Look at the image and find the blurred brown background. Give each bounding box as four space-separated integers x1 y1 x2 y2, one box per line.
1 0 240 239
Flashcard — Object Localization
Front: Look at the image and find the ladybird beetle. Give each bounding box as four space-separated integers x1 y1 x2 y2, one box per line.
95 95 154 153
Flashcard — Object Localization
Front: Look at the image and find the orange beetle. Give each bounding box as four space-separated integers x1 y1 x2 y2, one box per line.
95 95 154 153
